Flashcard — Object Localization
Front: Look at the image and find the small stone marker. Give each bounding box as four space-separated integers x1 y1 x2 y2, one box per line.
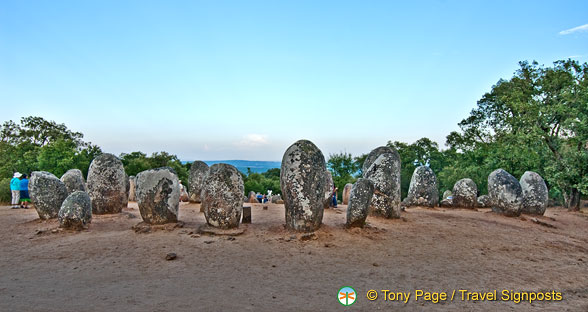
242 206 252 223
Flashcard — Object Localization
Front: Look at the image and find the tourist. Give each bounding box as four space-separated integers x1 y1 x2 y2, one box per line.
10 172 21 209
19 174 30 209
332 186 338 208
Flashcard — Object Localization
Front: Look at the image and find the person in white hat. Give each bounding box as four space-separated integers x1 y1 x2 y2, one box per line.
10 172 22 209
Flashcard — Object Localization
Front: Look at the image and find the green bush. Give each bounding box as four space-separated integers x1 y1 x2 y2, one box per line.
0 177 11 204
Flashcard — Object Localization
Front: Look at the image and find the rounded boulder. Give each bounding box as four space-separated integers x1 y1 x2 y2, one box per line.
30 171 69 220
404 166 439 207
60 169 87 194
452 178 477 208
280 140 326 232
58 191 92 230
136 167 181 224
363 147 401 218
201 164 244 229
488 169 522 217
87 153 129 214
520 171 548 215
346 179 375 228
188 161 209 203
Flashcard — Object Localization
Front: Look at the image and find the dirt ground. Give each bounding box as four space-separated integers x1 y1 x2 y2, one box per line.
0 202 587 312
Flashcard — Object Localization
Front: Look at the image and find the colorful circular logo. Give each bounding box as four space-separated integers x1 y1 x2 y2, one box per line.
338 286 357 306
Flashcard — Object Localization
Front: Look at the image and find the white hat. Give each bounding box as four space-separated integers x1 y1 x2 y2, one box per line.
13 172 22 178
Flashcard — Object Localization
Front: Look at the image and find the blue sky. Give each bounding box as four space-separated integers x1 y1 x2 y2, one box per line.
1 0 587 160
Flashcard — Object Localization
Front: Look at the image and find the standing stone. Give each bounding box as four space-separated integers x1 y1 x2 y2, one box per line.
362 146 395 174
452 178 478 208
323 170 334 209
363 147 401 219
128 176 137 201
477 195 491 208
440 198 452 207
87 153 129 214
346 179 375 228
201 164 244 229
271 194 282 202
60 169 87 194
404 166 439 207
58 191 92 230
342 183 352 205
488 169 523 217
442 190 452 200
179 183 189 202
188 161 209 203
136 167 180 224
280 140 326 232
30 171 69 220
520 171 548 215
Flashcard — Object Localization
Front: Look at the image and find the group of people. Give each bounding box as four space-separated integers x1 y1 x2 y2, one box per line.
10 172 30 209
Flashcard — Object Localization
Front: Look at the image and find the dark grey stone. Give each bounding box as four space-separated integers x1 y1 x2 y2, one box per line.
58 191 92 230
242 206 251 223
30 171 69 220
201 164 244 229
488 169 522 217
440 198 452 207
87 153 129 214
346 179 374 227
404 166 439 207
452 178 477 208
188 161 209 203
60 169 87 194
477 195 491 208
280 140 326 232
520 171 548 215
136 167 180 224
363 147 401 218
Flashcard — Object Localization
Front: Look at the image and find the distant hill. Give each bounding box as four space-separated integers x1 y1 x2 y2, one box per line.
182 160 281 174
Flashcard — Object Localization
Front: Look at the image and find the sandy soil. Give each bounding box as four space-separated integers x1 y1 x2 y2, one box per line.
0 202 587 311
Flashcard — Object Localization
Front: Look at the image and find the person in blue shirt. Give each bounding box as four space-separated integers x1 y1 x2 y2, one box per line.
10 172 22 209
19 174 30 209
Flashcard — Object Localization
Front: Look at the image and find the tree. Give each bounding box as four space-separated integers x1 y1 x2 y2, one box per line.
327 152 359 199
447 60 588 210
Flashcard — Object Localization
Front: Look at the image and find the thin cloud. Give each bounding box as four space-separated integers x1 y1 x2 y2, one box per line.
235 134 269 147
559 23 588 35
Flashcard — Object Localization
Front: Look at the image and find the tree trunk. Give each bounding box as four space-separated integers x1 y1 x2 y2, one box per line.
565 188 580 211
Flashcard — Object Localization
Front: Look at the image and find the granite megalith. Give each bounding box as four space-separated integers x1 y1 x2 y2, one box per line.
404 166 439 207
60 169 87 194
128 176 137 201
280 140 326 232
346 178 375 228
452 178 477 208
136 167 181 224
520 171 548 215
201 164 244 229
188 161 209 203
58 191 92 230
363 146 401 218
30 171 69 220
323 170 334 209
342 183 352 205
87 153 129 214
488 169 523 217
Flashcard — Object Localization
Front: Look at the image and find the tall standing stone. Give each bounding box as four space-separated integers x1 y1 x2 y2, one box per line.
58 191 92 230
323 170 334 209
188 161 209 203
30 171 69 220
346 179 375 228
452 178 478 208
520 171 548 215
201 164 244 229
342 183 352 205
404 166 439 207
363 147 401 218
488 169 522 217
128 176 137 201
60 169 87 194
136 167 180 224
280 140 326 232
87 153 129 214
